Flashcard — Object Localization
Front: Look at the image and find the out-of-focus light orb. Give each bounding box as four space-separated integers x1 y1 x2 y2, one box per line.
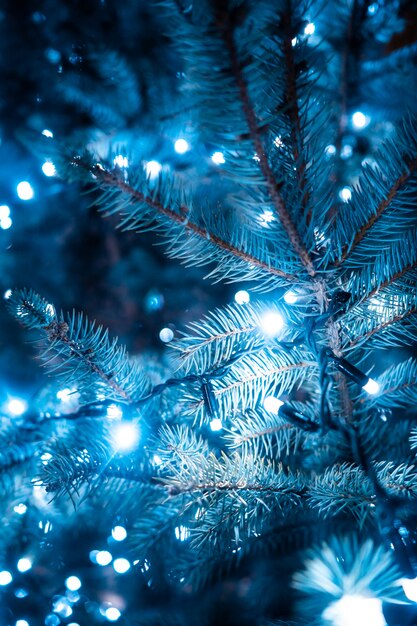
363 378 380 395
16 620 29 626
67 623 80 626
17 558 32 573
259 311 284 337
159 327 174 343
304 22 315 35
42 161 56 177
53 596 73 618
325 144 336 156
402 577 417 602
4 289 12 299
0 205 10 219
44 615 60 626
211 151 225 165
0 216 12 230
341 145 353 159
113 155 128 169
284 290 298 305
42 129 53 138
234 290 250 305
65 575 81 591
107 404 123 420
174 138 190 154
95 550 112 566
105 607 121 622
144 289 164 312
15 588 29 598
111 525 127 541
113 558 130 574
322 594 385 626
352 111 369 129
111 421 140 452
339 187 352 202
145 160 162 179
210 418 223 431
7 398 28 416
291 37 297 46
263 395 284 414
0 570 12 585
14 503 27 515
368 2 378 14
17 181 34 201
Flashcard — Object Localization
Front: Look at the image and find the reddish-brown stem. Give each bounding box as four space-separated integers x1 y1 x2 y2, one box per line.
349 307 417 349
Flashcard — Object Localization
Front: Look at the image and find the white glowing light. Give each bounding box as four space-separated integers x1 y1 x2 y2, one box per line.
274 136 283 148
363 378 380 395
259 209 275 226
352 111 369 129
211 151 225 165
53 597 72 618
113 558 130 574
107 404 123 420
304 22 315 35
17 558 32 573
159 327 174 343
0 216 12 229
17 181 34 201
113 155 129 169
234 290 250 305
111 421 140 452
112 525 127 541
339 187 352 202
291 37 298 46
56 388 74 402
284 290 298 305
0 205 10 219
42 129 53 138
14 503 27 515
174 138 190 154
65 575 82 591
42 161 56 177
259 311 284 337
41 452 52 465
263 396 284 415
341 145 353 159
16 620 29 626
105 608 121 622
322 594 385 626
145 160 162 179
0 570 12 585
175 525 190 541
402 577 417 602
7 398 28 416
95 550 112 566
325 144 336 156
153 454 163 466
68 624 80 626
4 289 12 299
210 418 223 431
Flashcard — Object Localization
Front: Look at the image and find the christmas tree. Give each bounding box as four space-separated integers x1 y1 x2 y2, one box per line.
4 0 417 624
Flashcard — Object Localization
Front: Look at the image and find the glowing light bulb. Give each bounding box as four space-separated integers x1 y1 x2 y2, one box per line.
0 205 10 219
113 558 130 574
211 151 225 165
263 396 284 414
95 550 112 566
42 161 56 177
325 144 336 156
113 155 128 168
304 22 315 35
4 289 12 299
174 138 190 154
259 311 284 337
7 398 28 416
284 290 298 304
402 577 417 602
17 558 32 573
234 290 250 305
65 576 82 591
0 570 12 585
105 608 121 622
42 129 53 138
274 136 283 148
17 182 34 201
322 594 385 626
259 209 275 226
352 111 369 129
363 378 379 395
291 37 297 46
111 525 127 541
0 216 12 229
107 404 123 420
56 388 74 402
111 421 140 452
145 160 162 179
175 525 190 541
159 327 174 343
14 503 27 515
339 187 352 202
16 620 29 626
210 418 222 431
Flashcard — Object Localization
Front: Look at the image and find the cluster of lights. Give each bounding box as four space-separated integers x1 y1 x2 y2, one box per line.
0 205 12 230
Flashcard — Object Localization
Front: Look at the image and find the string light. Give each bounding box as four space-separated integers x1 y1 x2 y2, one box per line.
113 558 130 574
175 526 190 541
0 205 10 220
211 151 225 165
111 421 140 452
304 22 315 35
234 290 250 305
16 181 34 201
284 290 298 305
0 570 12 585
17 558 32 573
14 503 27 515
42 161 56 177
106 404 123 420
291 37 297 46
259 311 284 337
0 215 12 230
145 160 162 179
42 129 53 138
111 526 127 541
322 595 385 626
95 550 112 566
4 289 12 299
331 355 380 395
65 576 82 591
401 577 417 602
113 155 128 168
263 396 284 414
339 187 352 202
105 608 121 622
159 327 174 343
352 111 369 129
7 398 28 416
362 378 380 395
259 209 274 226
209 418 222 431
16 621 29 626
174 138 190 154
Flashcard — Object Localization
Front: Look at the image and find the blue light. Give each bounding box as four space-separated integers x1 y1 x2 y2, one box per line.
352 111 369 129
234 290 250 305
105 607 121 622
0 570 12 585
7 398 28 416
174 138 190 154
65 576 82 591
111 526 127 541
0 216 12 230
259 311 284 337
159 327 174 343
17 182 34 201
42 161 56 177
17 558 32 573
113 558 130 574
111 421 140 452
0 205 10 219
211 151 225 165
95 550 112 566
